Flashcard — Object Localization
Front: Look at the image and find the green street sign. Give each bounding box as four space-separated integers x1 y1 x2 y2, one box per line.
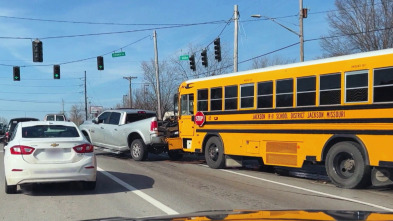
112 52 126 57
179 55 189 60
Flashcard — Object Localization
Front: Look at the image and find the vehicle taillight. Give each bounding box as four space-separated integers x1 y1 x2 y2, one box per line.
5 131 9 138
150 119 158 132
73 144 94 153
10 145 35 155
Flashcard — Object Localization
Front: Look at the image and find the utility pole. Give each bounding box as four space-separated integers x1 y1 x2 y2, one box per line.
299 0 304 62
84 71 88 120
153 30 162 120
123 76 137 108
62 99 64 114
233 5 239 72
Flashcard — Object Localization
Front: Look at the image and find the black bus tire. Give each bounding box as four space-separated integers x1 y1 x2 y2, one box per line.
325 141 371 189
205 136 225 169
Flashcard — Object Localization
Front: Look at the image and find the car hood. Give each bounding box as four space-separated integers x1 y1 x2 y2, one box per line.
82 209 393 221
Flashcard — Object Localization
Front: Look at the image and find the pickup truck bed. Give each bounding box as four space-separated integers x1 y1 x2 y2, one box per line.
79 109 169 161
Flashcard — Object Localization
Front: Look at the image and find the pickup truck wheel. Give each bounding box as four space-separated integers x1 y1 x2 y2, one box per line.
168 150 183 161
130 139 148 161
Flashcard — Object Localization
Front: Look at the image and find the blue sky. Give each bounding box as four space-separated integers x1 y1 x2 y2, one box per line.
0 0 335 121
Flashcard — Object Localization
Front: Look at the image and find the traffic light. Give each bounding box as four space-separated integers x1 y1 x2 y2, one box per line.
189 55 196 71
32 39 43 62
201 49 208 67
13 66 20 81
214 38 222 62
53 65 60 79
97 56 104 70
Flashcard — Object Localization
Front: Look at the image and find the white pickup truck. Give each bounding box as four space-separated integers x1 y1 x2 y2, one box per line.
79 109 167 161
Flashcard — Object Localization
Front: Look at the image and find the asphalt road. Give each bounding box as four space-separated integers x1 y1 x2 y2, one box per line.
1 144 393 220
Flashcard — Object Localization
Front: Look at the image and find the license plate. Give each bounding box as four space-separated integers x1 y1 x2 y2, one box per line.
46 148 63 158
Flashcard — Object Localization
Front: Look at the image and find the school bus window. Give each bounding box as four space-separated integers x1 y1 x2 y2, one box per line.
276 78 293 108
297 76 316 107
197 89 208 111
345 70 368 103
240 83 254 108
374 67 393 103
225 85 238 110
320 73 341 105
257 81 273 108
210 87 222 111
180 94 194 115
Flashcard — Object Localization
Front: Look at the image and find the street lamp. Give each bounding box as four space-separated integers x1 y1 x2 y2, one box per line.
251 3 306 62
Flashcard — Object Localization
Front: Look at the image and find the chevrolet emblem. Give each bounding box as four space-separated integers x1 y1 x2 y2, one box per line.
51 143 59 147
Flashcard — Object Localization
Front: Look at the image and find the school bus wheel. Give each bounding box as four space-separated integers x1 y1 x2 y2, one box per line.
205 136 225 169
325 141 371 189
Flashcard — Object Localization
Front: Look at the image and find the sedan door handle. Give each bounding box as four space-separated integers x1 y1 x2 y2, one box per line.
100 127 104 129
114 129 118 131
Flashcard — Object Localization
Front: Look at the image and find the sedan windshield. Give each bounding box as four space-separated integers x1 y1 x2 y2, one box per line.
22 125 80 138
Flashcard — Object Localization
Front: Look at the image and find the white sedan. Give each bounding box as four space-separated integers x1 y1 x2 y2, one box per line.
4 121 97 194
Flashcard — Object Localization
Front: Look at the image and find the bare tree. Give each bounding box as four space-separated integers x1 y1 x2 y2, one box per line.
0 117 8 125
139 60 180 117
69 104 85 126
321 0 393 57
251 56 296 69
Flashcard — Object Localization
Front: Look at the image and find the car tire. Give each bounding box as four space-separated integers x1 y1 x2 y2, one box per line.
83 181 96 190
5 179 17 194
325 141 371 189
130 139 148 161
168 150 183 161
204 136 225 169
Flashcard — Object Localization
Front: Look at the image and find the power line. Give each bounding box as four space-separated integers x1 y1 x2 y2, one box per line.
0 98 81 104
0 15 227 26
0 91 79 95
0 21 227 40
0 35 151 67
0 83 80 87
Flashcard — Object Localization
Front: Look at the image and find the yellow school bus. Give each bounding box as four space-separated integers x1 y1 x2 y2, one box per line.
167 48 393 189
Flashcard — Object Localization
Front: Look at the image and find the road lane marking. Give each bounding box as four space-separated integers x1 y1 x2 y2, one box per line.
97 167 179 215
218 168 393 212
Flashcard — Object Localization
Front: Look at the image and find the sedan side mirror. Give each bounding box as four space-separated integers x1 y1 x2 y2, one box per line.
92 118 99 124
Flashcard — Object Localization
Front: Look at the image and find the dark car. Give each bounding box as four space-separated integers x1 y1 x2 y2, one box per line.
0 123 4 135
3 117 39 142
